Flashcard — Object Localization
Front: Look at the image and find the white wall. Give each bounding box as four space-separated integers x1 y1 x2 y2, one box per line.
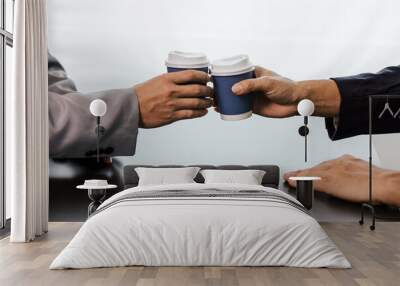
48 0 400 174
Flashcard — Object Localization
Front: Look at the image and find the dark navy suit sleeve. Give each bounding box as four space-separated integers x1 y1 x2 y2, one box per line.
325 66 400 140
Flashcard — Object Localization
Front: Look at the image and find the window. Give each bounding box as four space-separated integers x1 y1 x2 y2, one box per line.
0 0 13 229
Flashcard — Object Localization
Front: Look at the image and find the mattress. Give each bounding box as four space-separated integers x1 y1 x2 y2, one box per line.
50 183 350 269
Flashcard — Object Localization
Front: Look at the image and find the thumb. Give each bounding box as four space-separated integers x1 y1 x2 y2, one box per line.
283 170 301 182
232 77 272 96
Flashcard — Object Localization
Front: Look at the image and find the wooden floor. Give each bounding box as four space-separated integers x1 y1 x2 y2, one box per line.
0 222 399 286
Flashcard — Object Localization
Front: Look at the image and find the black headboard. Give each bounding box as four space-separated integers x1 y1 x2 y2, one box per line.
122 165 280 189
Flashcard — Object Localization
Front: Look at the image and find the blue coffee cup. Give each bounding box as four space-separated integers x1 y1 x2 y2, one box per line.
165 51 209 74
211 55 255 120
167 66 209 73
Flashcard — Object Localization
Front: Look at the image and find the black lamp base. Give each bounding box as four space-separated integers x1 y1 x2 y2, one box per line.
298 125 309 136
296 180 314 210
87 189 107 216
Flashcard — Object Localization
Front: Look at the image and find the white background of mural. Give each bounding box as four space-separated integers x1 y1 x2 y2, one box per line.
48 0 400 173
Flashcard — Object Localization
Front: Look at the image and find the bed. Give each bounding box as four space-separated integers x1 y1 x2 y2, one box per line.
50 165 350 269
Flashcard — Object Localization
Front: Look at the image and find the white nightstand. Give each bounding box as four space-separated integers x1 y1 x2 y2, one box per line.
77 181 117 216
289 176 321 210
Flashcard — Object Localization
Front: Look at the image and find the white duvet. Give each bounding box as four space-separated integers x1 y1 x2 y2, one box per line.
50 183 350 269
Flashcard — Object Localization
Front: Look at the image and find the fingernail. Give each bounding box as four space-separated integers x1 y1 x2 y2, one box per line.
232 84 242 94
284 172 295 180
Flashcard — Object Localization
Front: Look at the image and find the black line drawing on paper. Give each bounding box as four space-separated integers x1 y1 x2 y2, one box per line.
394 107 400 118
378 96 394 118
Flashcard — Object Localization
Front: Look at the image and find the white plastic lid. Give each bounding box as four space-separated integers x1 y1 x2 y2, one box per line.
211 55 254 76
165 51 209 68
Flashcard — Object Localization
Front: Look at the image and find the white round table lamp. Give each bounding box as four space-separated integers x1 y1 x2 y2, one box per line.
297 99 315 116
90 99 107 117
89 99 107 162
297 99 315 162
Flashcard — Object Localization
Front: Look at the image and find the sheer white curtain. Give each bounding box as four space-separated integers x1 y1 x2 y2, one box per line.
7 0 48 242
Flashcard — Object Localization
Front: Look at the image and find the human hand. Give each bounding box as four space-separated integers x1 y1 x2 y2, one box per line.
231 66 341 118
231 66 299 118
135 70 213 128
284 155 400 206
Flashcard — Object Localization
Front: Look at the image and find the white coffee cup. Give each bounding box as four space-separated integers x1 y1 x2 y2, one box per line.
165 51 209 72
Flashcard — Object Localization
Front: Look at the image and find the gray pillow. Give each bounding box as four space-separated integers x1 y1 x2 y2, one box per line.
200 169 266 185
135 167 201 186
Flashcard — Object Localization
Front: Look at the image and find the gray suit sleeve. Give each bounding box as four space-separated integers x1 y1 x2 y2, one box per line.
48 53 139 158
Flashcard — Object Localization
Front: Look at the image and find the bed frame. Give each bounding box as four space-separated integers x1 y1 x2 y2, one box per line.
122 165 280 189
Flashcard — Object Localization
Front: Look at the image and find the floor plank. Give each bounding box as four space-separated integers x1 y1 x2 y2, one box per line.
0 222 399 286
